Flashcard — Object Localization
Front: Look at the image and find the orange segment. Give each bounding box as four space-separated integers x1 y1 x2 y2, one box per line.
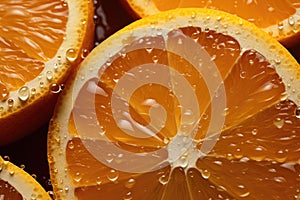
196 157 300 199
0 0 94 145
48 8 300 199
123 0 300 45
0 1 67 97
203 100 300 163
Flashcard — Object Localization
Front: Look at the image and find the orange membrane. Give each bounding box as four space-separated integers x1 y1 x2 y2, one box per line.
0 180 22 200
0 0 68 101
152 0 296 28
67 26 299 199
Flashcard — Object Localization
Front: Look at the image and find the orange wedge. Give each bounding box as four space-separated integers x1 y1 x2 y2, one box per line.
122 0 300 46
0 0 94 145
48 8 300 199
0 156 51 199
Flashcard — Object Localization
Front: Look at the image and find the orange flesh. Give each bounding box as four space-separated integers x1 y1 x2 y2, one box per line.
0 180 22 200
0 0 68 100
152 0 296 28
67 26 299 199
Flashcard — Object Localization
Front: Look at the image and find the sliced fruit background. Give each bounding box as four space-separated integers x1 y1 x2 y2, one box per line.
0 0 299 196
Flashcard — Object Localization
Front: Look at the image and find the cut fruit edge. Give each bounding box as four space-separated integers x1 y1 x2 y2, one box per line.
48 8 300 199
0 0 95 145
0 156 51 200
122 0 300 46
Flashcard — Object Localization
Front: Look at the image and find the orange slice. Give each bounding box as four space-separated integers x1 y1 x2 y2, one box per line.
122 0 300 46
0 156 51 199
0 0 94 145
48 8 300 199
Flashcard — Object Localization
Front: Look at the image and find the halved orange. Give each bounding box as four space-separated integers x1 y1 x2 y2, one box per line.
0 0 94 145
0 156 51 199
122 0 300 46
48 8 300 199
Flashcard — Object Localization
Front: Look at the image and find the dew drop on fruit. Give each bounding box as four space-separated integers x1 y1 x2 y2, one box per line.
67 141 74 150
200 169 211 179
18 86 30 101
251 128 258 135
107 169 119 182
125 178 136 189
66 48 77 62
288 17 295 26
273 117 284 129
46 71 53 81
277 22 284 31
73 172 82 183
7 99 14 108
295 107 300 119
31 88 36 95
40 82 45 88
158 174 169 185
152 55 159 63
123 191 133 200
0 84 9 101
81 49 90 59
50 83 63 94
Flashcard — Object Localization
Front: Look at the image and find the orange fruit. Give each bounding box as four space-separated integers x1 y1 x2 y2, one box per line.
48 8 300 199
0 156 51 199
122 0 300 46
0 0 94 145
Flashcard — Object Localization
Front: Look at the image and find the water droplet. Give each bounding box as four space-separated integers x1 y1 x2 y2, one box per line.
239 191 250 197
191 12 196 19
277 22 284 31
96 176 102 185
50 83 63 94
158 174 169 185
200 169 211 179
252 128 258 135
273 117 284 129
67 141 74 149
163 138 169 144
46 71 53 81
7 99 14 108
123 191 133 200
275 150 287 162
125 178 136 189
0 86 9 101
295 107 300 119
274 176 286 183
178 154 188 168
288 17 295 26
9 171 15 176
274 58 281 64
31 88 36 95
240 71 246 78
66 48 77 62
145 47 153 53
31 174 37 179
18 86 30 101
20 164 25 170
107 169 119 182
81 49 89 59
73 172 82 183
152 55 159 64
39 82 45 88
268 6 274 12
